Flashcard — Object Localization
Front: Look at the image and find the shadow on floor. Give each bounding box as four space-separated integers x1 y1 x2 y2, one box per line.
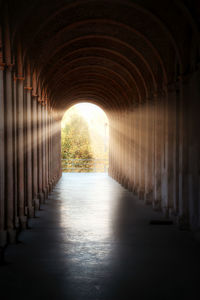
0 173 200 300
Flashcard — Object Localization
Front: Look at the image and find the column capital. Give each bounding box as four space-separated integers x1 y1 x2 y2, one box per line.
24 86 33 92
14 75 25 81
32 93 38 97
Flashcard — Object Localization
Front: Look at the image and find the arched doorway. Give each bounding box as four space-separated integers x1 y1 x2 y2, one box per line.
61 103 109 173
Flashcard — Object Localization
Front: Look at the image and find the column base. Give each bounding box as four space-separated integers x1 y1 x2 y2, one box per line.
0 247 5 265
138 190 145 200
123 178 129 190
28 205 35 218
132 185 138 195
144 190 153 205
15 216 20 229
0 230 7 248
8 229 17 244
34 198 40 210
43 188 48 200
128 182 134 192
50 181 54 191
153 200 161 211
0 231 7 265
169 208 177 217
19 216 28 230
162 207 169 218
39 192 45 204
46 184 50 193
115 173 120 182
48 183 52 193
25 206 28 216
177 214 190 231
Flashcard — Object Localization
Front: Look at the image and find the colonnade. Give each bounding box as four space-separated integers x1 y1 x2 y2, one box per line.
0 24 61 257
109 72 200 230
0 0 200 262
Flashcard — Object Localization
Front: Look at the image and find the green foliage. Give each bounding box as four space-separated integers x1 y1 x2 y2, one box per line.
61 113 94 172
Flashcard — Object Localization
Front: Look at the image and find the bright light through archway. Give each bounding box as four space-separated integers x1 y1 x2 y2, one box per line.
75 103 104 121
61 103 109 173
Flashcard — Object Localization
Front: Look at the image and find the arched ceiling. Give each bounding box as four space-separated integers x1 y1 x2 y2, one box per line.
3 0 200 114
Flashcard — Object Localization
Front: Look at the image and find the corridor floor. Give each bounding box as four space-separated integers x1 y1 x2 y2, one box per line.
0 173 200 300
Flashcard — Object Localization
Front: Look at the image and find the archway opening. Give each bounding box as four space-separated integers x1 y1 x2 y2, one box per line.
61 103 109 173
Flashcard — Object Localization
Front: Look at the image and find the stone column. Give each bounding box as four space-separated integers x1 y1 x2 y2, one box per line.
13 73 19 231
130 105 136 192
163 84 177 216
135 104 140 194
115 114 119 181
32 94 40 210
137 104 142 197
3 14 16 242
112 116 117 180
116 112 122 182
25 85 34 217
116 113 120 182
51 116 61 183
49 110 53 190
127 108 133 191
144 98 154 204
0 60 7 249
41 105 47 199
153 93 163 211
179 69 200 229
50 110 53 186
16 74 27 229
119 111 124 184
131 105 136 193
178 75 190 228
127 107 133 191
188 69 200 229
126 109 131 190
37 103 44 202
139 101 146 200
45 108 49 192
114 113 119 181
111 116 117 179
121 110 127 187
5 64 16 242
108 117 113 177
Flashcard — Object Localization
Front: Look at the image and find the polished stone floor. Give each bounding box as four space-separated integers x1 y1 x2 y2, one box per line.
0 173 200 300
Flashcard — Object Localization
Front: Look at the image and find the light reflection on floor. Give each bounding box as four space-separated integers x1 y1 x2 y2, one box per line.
59 173 117 243
0 173 200 300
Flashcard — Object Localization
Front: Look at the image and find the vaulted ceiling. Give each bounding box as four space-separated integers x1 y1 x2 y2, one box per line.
3 0 200 112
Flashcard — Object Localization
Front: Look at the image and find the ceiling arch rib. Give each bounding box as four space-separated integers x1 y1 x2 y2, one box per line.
40 47 148 98
50 78 132 110
7 0 189 111
35 34 158 93
49 70 137 105
20 0 182 69
51 86 122 114
45 58 142 101
32 18 167 83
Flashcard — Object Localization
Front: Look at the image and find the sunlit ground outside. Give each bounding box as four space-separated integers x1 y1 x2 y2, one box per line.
61 103 109 173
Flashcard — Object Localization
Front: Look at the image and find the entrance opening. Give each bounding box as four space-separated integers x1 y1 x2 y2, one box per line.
61 103 109 173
